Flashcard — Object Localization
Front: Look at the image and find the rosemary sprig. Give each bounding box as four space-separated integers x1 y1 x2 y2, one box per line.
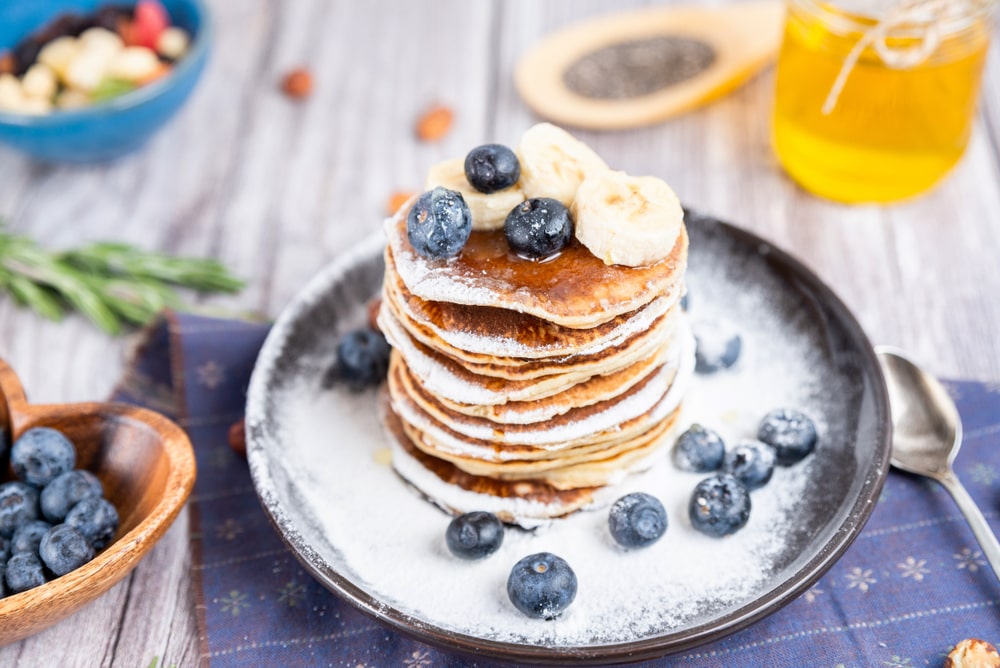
0 226 245 334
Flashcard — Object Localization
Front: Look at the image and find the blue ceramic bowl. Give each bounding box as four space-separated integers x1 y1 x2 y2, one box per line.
0 0 211 163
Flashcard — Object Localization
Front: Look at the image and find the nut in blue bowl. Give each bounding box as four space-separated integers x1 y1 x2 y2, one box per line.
0 0 211 163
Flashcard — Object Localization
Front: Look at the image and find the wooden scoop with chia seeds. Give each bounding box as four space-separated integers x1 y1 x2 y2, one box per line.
514 2 784 130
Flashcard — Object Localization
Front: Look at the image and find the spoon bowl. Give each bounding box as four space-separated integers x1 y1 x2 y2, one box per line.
0 358 196 645
876 345 1000 580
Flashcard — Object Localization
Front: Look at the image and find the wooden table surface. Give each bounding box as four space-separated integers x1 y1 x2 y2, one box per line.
1 1 998 665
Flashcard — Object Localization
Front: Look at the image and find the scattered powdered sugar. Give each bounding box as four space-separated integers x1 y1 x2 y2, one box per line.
247 222 868 650
265 261 842 647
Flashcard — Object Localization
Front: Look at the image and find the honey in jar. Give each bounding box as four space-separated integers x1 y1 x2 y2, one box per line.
772 0 993 203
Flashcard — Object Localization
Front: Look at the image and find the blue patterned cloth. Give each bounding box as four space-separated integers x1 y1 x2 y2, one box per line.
114 312 1000 667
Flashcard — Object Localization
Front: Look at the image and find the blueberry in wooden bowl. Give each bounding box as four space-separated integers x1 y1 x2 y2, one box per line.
0 357 195 645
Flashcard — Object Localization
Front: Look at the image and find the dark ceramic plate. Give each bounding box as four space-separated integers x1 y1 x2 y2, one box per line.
245 213 891 664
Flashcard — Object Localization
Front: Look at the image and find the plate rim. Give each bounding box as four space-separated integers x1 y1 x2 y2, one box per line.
245 215 892 664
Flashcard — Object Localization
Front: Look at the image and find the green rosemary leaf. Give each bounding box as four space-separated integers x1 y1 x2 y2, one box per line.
0 225 245 334
0 270 65 321
62 242 245 293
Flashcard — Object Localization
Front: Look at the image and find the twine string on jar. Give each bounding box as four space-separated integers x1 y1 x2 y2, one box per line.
822 0 978 114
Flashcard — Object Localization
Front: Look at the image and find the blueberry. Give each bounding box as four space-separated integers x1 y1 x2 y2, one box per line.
673 424 725 472
11 427 76 487
608 492 667 549
333 328 391 391
11 520 51 556
0 535 9 563
5 552 47 594
464 144 521 194
65 497 119 550
504 198 573 259
507 552 577 619
406 187 472 259
722 440 776 491
40 525 95 577
0 482 40 538
446 511 504 559
693 321 742 374
758 409 818 466
689 474 751 537
41 469 103 523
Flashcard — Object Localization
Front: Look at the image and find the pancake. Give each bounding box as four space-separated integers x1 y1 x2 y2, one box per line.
383 241 676 361
383 395 602 526
383 266 680 373
385 208 688 329
435 342 678 424
387 321 694 454
378 306 678 405
391 353 682 445
377 300 680 383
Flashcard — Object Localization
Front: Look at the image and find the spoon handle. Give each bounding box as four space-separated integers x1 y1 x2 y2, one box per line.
938 471 1000 580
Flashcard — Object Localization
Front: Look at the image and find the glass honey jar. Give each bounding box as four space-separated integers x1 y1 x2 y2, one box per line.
772 0 994 203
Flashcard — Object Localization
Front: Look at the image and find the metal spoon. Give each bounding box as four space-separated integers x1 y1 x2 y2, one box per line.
876 345 1000 579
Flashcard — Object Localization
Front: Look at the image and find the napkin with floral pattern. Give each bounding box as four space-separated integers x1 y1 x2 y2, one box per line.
113 311 1000 667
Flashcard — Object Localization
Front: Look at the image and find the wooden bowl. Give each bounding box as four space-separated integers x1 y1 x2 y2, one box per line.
0 358 196 645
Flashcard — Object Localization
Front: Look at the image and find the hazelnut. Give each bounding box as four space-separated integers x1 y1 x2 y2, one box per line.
945 638 1000 668
367 298 382 333
227 418 246 458
387 190 417 216
415 104 453 142
282 68 313 99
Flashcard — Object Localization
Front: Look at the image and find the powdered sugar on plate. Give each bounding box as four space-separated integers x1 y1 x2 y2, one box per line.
247 220 886 657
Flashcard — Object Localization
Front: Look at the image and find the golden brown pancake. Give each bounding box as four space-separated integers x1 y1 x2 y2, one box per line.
384 208 688 329
383 241 675 361
382 396 601 524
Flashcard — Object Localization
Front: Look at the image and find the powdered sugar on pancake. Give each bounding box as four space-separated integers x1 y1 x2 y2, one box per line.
391 320 695 452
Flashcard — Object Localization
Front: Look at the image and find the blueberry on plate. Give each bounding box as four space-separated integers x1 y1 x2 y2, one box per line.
722 440 776 491
673 424 725 473
464 144 520 194
41 469 103 523
406 187 473 259
504 197 573 259
5 552 47 594
11 520 52 556
758 408 818 466
507 552 577 619
693 320 742 374
65 496 119 550
11 427 76 487
333 328 391 391
689 474 751 537
446 511 504 559
0 481 40 538
40 524 95 577
608 492 667 549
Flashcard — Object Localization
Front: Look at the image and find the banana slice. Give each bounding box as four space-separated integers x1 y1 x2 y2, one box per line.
517 123 608 207
425 158 524 231
572 170 683 267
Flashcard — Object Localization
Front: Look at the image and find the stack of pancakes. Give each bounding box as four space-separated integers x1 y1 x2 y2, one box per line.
378 205 694 527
